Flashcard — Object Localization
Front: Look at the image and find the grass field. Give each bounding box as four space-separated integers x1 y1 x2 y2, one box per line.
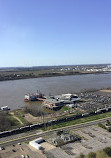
42 111 111 130
8 113 20 128
12 109 30 125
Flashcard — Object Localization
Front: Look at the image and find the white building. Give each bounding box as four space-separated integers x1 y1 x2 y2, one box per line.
56 93 80 103
66 104 75 108
29 137 44 150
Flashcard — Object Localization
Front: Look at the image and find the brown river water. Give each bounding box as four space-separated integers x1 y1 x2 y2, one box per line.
0 73 111 110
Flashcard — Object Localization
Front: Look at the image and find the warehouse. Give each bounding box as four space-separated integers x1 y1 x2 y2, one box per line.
29 137 44 150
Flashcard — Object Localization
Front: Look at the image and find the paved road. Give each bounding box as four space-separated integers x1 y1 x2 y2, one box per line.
0 117 110 147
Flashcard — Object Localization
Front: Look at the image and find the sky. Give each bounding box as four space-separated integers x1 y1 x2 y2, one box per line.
0 0 111 67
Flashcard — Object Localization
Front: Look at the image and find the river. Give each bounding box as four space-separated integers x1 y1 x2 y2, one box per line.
0 73 111 110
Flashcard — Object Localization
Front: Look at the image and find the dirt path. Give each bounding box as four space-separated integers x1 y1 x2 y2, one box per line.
10 112 24 125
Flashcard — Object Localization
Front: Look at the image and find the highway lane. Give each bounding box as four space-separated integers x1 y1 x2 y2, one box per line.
0 117 110 147
0 130 42 144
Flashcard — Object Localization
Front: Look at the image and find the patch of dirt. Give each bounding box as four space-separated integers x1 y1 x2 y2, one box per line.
24 113 41 123
100 90 111 93
24 113 57 124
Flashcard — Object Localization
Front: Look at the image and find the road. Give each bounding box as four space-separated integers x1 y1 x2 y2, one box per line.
0 117 110 147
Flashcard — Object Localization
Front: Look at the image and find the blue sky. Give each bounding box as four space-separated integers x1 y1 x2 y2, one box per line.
0 0 111 67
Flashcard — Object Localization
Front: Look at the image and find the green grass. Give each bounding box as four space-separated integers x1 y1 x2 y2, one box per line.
42 111 111 130
59 106 70 112
13 109 29 125
8 114 20 127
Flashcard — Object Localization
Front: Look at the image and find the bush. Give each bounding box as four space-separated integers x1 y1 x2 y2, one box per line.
88 152 96 158
103 147 111 156
57 130 63 136
79 153 85 158
108 127 111 132
106 120 111 125
56 139 64 147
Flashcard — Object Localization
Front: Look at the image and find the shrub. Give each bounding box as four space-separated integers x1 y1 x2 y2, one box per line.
88 152 96 158
103 147 111 156
56 139 64 147
106 120 111 125
108 127 111 132
79 153 85 158
57 130 63 136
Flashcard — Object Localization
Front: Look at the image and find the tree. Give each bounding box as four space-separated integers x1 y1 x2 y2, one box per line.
57 130 63 136
106 120 111 125
103 147 111 156
88 152 96 158
108 127 111 132
56 139 64 147
79 153 85 158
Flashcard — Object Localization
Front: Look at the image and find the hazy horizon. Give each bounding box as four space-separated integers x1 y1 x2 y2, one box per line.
0 63 111 69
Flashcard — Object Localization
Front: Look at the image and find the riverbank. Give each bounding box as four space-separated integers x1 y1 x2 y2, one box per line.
2 87 110 131
0 69 108 82
0 87 111 134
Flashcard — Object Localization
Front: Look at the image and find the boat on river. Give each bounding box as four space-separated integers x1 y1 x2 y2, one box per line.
24 90 45 102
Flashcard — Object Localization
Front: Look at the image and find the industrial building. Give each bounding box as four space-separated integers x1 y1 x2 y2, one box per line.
42 98 64 110
43 93 80 110
29 137 45 150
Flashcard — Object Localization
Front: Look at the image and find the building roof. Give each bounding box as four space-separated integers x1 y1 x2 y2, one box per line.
44 98 63 104
29 137 44 150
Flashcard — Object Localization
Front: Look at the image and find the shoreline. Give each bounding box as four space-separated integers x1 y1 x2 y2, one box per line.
0 71 109 82
0 87 111 132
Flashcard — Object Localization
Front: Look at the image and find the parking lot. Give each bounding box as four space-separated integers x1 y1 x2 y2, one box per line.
46 125 111 158
63 125 111 157
0 142 46 158
77 90 111 112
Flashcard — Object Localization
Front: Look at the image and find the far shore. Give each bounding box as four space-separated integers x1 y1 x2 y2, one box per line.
0 71 109 82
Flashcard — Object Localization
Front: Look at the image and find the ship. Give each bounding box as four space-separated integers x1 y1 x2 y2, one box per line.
24 90 46 102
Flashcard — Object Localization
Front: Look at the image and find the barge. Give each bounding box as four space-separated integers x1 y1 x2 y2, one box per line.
24 90 45 102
